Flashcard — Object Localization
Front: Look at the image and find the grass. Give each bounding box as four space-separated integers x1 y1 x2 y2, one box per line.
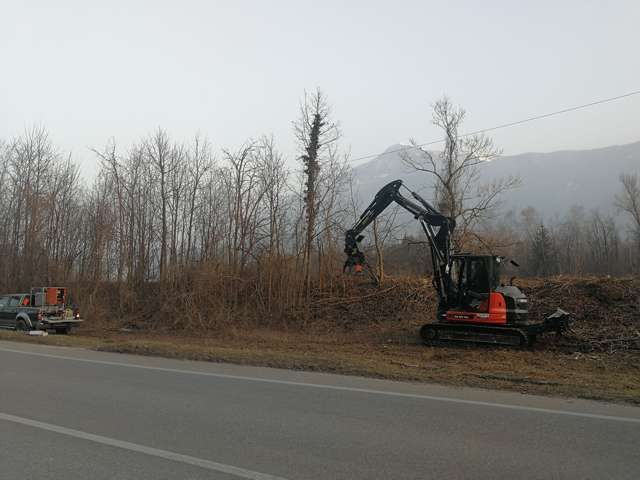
2 326 639 405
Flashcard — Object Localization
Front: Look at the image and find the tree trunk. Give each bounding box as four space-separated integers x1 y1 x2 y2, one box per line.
373 218 384 285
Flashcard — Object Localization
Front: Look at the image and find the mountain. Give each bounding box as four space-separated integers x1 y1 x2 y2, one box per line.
351 141 640 220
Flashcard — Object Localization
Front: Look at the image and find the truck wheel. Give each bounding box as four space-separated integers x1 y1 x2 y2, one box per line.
15 319 28 331
55 326 70 335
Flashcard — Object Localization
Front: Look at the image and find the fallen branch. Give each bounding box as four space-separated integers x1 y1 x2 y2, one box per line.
311 285 398 307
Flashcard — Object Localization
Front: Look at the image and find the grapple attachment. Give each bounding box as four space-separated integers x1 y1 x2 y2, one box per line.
343 232 366 273
542 308 571 334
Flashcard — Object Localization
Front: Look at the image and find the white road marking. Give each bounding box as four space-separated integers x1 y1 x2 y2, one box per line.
0 412 289 480
1 345 639 424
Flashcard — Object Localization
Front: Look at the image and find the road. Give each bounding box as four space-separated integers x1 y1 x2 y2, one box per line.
0 340 639 480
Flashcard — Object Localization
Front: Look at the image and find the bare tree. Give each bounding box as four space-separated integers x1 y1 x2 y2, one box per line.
615 173 640 258
145 128 174 280
586 210 619 274
371 208 403 284
256 136 288 258
183 135 214 263
402 96 519 248
314 148 350 288
221 141 268 272
556 205 587 274
293 88 340 293
0 128 86 289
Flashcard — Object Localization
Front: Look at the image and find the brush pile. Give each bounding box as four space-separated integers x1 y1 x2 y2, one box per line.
519 277 640 353
307 275 640 353
306 276 438 329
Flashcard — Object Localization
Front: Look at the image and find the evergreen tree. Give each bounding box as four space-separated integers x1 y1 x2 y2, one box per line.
530 224 556 276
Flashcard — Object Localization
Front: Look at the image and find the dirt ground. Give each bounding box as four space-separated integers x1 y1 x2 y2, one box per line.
1 276 638 405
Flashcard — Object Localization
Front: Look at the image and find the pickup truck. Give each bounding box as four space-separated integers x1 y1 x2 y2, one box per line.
0 287 83 334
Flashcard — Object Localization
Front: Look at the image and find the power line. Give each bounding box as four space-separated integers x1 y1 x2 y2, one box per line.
349 89 640 164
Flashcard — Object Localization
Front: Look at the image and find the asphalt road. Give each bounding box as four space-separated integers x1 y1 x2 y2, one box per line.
1 340 639 480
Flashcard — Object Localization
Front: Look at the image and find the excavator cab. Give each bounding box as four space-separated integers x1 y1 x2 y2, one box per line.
447 255 498 306
443 255 509 325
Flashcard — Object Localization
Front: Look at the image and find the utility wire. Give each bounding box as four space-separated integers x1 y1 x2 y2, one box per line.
349 89 640 164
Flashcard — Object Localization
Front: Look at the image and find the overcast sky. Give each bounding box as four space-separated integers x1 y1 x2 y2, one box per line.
1 0 638 177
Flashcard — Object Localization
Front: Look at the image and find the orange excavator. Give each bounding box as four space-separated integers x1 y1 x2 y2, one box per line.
344 180 569 347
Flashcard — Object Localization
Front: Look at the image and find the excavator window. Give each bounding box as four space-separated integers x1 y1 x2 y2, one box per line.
467 259 490 294
448 256 498 308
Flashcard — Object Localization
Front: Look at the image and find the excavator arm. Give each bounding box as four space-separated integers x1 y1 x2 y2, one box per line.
344 179 455 304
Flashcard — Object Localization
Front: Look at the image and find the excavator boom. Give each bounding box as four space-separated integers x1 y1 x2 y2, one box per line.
344 179 454 303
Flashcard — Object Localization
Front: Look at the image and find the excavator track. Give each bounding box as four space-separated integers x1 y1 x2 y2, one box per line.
420 323 532 348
